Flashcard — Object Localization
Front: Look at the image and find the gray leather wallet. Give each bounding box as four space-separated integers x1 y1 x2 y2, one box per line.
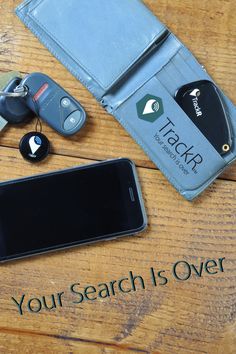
15 0 236 200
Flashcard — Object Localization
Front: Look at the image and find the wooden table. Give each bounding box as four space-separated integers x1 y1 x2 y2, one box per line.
0 1 235 353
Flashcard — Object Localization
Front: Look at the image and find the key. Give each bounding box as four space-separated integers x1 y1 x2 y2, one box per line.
0 71 21 90
0 77 34 131
0 72 21 130
19 73 87 136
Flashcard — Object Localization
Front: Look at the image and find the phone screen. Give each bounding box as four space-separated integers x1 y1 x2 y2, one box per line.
0 159 146 261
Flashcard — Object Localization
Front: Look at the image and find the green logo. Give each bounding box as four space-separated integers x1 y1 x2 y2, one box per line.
136 94 164 122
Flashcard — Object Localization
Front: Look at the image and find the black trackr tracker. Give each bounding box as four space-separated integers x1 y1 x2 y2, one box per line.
19 73 86 136
0 159 147 262
175 80 233 156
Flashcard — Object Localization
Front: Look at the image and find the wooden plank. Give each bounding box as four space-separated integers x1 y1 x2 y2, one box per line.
0 0 235 180
0 331 144 354
0 147 235 353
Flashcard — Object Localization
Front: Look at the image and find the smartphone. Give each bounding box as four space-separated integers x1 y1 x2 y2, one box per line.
0 159 147 262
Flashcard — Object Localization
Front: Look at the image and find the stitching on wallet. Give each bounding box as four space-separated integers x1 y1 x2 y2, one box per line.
16 0 43 15
29 0 45 13
15 0 32 12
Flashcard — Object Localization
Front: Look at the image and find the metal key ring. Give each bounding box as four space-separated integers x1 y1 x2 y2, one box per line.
0 85 28 98
0 91 26 98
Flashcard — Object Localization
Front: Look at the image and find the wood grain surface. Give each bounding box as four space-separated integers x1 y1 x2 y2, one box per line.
0 1 235 353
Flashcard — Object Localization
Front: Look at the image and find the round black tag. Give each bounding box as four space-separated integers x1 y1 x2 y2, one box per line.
19 132 50 163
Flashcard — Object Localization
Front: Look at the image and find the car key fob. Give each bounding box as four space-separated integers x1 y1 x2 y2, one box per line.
19 73 86 136
0 77 34 124
175 80 233 156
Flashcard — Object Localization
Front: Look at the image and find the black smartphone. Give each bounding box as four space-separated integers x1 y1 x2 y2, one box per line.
0 159 147 262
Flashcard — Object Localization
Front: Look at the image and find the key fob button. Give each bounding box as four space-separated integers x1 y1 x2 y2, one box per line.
61 97 71 108
20 73 87 136
64 111 82 131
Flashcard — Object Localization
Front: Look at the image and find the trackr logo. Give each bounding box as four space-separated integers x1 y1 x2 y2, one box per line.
190 88 203 117
158 118 203 172
137 94 164 122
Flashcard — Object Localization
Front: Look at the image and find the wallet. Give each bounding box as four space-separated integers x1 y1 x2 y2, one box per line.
15 0 236 200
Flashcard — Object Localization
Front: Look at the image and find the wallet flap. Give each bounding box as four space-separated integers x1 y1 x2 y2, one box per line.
16 0 166 95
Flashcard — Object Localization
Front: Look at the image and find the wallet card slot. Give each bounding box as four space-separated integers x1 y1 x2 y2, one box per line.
159 62 187 91
113 76 226 198
156 53 200 96
155 68 178 95
22 0 168 94
172 52 200 82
